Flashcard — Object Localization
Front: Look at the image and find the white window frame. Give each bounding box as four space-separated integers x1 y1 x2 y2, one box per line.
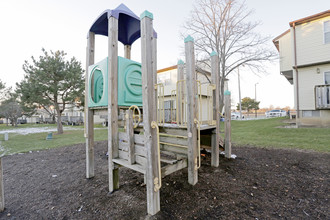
324 20 330 44
324 71 330 85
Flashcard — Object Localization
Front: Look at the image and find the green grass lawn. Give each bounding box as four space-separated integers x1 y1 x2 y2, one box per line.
230 117 330 153
0 118 329 155
0 125 107 155
0 123 57 131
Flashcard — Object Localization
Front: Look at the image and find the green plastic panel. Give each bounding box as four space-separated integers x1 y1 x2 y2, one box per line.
88 56 142 107
88 57 108 107
118 56 142 106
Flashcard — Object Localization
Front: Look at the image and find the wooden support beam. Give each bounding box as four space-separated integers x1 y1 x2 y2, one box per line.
184 35 198 185
224 90 232 158
210 51 220 167
85 31 95 179
108 16 119 192
177 60 184 124
126 110 135 164
140 11 160 215
152 34 158 126
124 45 131 59
0 158 4 212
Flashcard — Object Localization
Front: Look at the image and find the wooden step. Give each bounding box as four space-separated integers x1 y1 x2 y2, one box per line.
113 158 146 174
160 158 177 164
161 159 187 178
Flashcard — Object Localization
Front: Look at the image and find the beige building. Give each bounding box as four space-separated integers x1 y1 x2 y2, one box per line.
273 10 330 127
157 62 227 124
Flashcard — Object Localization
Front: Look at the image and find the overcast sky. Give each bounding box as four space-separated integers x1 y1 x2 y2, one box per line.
0 0 329 108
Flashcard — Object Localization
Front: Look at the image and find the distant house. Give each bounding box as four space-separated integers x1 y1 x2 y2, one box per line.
273 10 330 127
157 62 228 123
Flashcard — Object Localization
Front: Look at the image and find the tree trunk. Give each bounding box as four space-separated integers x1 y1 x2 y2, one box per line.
218 57 226 114
219 79 225 113
54 103 63 134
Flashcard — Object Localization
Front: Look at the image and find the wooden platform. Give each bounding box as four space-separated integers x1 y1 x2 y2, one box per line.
115 130 188 178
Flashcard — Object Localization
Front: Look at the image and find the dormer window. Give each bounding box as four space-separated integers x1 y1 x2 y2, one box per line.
325 20 330 44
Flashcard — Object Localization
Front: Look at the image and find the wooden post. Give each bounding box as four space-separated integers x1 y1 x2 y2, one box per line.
224 90 231 158
152 35 158 119
108 16 119 192
184 35 198 185
124 45 131 59
126 110 135 164
210 51 219 167
85 31 95 179
141 11 160 215
0 158 4 212
177 60 184 124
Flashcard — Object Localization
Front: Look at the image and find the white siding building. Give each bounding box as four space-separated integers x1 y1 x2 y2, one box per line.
157 62 227 124
273 10 330 127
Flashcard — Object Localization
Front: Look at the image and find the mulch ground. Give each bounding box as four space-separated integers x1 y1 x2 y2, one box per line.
0 141 328 219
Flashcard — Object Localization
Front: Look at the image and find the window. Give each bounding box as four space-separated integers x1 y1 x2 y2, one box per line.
324 21 330 44
302 110 320 117
325 72 330 106
325 71 330 84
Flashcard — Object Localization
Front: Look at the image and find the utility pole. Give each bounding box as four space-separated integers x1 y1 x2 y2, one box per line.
255 82 258 118
238 67 242 120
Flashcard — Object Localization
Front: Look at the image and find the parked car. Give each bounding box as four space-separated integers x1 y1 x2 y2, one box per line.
265 109 287 118
231 112 245 120
17 119 27 124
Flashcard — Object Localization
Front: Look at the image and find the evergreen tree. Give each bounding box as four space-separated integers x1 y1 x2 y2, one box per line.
16 49 84 134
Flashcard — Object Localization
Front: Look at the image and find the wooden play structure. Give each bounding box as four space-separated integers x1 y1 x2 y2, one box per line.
84 4 232 215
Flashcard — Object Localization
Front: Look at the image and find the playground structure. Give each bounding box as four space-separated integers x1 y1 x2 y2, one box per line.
84 4 231 215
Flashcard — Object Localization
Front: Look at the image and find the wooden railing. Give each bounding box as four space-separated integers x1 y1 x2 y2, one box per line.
315 85 330 109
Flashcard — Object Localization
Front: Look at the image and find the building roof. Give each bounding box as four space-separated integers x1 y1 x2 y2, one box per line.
289 9 330 27
273 10 330 51
88 4 157 45
272 29 290 51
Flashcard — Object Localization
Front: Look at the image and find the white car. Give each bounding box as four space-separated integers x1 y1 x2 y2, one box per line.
265 109 287 118
231 112 245 120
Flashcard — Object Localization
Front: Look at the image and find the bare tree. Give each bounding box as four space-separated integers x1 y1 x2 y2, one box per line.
0 80 11 104
182 0 276 110
0 101 22 126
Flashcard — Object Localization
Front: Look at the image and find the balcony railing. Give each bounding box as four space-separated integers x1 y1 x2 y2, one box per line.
315 85 330 109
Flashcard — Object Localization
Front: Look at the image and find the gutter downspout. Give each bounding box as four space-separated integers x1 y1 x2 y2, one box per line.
293 23 300 118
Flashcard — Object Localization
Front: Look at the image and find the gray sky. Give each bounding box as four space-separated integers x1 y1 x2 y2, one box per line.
0 0 329 108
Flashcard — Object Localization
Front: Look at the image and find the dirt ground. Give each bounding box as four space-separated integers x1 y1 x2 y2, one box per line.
0 141 328 219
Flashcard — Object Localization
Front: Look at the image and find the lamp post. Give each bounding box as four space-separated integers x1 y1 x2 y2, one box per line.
238 67 242 120
255 83 258 118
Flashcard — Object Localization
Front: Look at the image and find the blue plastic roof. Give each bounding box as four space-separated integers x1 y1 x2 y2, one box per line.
88 4 157 45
